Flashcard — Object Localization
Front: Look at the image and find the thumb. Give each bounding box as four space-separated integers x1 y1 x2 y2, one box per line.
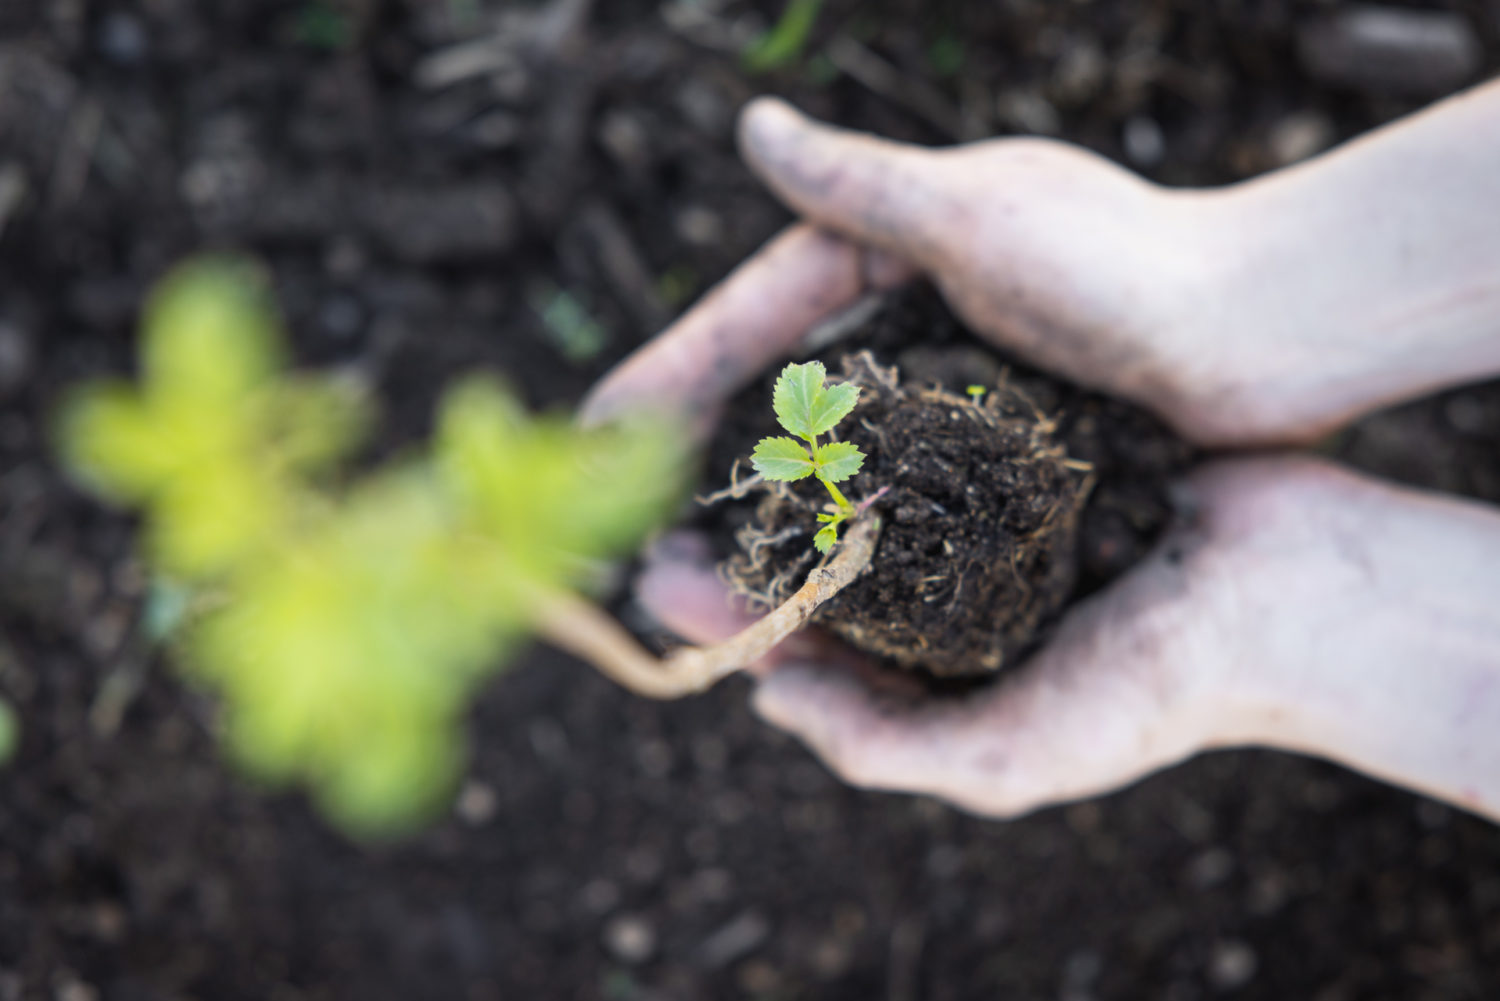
738 98 965 272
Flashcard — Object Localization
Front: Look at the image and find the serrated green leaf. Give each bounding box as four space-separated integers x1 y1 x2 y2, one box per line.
813 523 838 553
771 361 826 439
815 513 837 523
813 440 864 482
771 361 860 439
807 381 860 436
751 436 815 481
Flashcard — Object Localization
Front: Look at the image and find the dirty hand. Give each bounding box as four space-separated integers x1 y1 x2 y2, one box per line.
585 87 1500 447
637 457 1500 822
581 86 1500 821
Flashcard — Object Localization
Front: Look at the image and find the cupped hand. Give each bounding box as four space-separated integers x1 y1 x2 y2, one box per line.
639 457 1500 822
581 96 1500 822
587 99 1337 446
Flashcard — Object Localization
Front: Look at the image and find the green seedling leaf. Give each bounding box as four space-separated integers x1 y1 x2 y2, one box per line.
742 0 824 73
814 440 864 482
0 699 16 765
771 361 825 439
772 361 861 440
57 255 687 840
809 381 860 436
816 513 837 523
751 436 815 481
813 523 839 553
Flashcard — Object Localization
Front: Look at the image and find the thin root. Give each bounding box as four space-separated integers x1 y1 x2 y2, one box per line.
534 516 882 699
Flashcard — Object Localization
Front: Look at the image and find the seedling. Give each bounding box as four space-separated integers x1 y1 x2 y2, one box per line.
750 362 865 553
58 258 683 835
742 0 824 73
56 260 884 836
0 699 16 766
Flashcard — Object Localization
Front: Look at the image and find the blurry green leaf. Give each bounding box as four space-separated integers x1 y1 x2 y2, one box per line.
57 256 685 839
813 440 864 482
743 0 824 73
928 33 965 78
142 257 282 402
293 1 353 50
59 257 308 580
267 374 372 474
751 436 815 481
0 699 17 765
813 523 838 553
656 264 699 309
536 287 608 363
58 382 174 503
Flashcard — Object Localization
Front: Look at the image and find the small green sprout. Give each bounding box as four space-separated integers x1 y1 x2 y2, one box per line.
0 699 17 766
750 361 865 554
742 0 824 73
966 384 986 403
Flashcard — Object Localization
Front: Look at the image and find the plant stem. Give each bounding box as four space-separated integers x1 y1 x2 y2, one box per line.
534 516 881 699
820 476 852 513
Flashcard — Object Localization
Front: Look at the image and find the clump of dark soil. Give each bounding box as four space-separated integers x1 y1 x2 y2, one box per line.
726 352 1088 677
703 286 1195 678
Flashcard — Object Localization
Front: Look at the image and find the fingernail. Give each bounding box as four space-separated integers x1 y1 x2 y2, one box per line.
738 97 804 163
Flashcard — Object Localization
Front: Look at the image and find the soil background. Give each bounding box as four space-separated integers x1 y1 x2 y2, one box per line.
3 1 1500 999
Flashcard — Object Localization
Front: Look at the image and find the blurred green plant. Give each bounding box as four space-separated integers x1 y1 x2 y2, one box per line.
927 32 966 78
742 0 825 74
0 699 17 766
58 258 683 836
533 285 609 363
293 1 354 51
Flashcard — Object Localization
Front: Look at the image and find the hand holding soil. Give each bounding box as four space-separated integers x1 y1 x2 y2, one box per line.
584 82 1500 823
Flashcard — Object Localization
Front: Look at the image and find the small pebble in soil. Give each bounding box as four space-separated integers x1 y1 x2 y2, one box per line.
1247 868 1292 916
602 913 657 965
0 322 32 397
1207 938 1258 990
454 780 498 826
996 89 1061 135
52 974 99 1001
1297 6 1481 97
318 294 364 340
1123 115 1166 167
696 910 770 969
578 878 621 916
1186 847 1235 890
736 959 781 994
96 12 149 66
1268 111 1335 167
1062 947 1103 999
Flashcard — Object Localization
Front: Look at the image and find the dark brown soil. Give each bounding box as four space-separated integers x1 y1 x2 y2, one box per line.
707 287 1193 678
722 344 1085 678
4 2 1500 1000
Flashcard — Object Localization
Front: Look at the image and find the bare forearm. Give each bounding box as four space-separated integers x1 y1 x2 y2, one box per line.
1214 465 1500 820
1203 78 1500 432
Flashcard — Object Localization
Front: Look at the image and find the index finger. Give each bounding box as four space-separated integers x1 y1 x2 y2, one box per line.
579 223 913 437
